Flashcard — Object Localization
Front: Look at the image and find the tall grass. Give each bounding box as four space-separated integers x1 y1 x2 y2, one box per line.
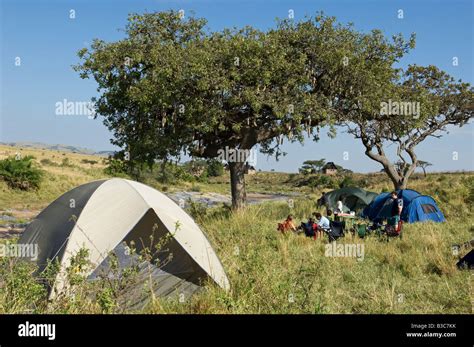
0 144 472 313
147 199 471 314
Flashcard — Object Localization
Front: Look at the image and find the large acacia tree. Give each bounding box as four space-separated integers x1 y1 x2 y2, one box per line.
341 64 473 190
75 11 415 208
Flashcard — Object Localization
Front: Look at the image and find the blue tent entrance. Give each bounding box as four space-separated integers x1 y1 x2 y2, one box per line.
362 189 446 223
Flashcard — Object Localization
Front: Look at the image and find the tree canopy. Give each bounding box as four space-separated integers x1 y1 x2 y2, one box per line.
75 10 471 206
342 64 473 189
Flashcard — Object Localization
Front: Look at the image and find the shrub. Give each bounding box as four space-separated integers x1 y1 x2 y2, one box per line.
0 257 47 313
81 159 98 165
104 158 129 177
40 158 56 166
186 198 208 220
339 175 356 188
191 184 201 192
155 162 195 183
462 176 474 205
207 159 224 177
306 175 337 189
356 177 370 188
60 157 73 167
0 156 43 190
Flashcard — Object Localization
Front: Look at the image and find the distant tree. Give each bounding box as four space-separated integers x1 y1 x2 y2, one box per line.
299 159 326 174
417 160 432 177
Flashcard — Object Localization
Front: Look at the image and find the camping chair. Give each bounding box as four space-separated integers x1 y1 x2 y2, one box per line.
457 249 474 270
356 224 367 238
325 220 345 242
380 218 403 241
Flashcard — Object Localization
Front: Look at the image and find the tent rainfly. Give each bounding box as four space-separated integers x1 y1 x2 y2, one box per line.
362 189 446 223
18 178 230 302
318 187 378 214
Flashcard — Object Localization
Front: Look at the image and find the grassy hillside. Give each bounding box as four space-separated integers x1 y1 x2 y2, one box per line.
0 145 472 314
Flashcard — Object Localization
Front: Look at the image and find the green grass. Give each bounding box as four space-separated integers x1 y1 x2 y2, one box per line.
1 197 471 314
148 198 471 314
0 144 472 314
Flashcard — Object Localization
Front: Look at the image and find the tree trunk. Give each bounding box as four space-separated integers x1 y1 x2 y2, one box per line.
159 158 168 182
384 165 416 191
395 180 406 190
229 161 247 210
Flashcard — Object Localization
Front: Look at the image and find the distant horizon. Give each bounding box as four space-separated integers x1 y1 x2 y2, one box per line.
2 139 472 175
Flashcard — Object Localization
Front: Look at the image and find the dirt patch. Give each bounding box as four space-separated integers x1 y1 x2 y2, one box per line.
0 209 39 239
0 226 25 239
168 191 299 207
0 209 39 220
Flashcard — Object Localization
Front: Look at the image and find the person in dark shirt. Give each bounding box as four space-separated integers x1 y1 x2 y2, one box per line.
389 191 403 225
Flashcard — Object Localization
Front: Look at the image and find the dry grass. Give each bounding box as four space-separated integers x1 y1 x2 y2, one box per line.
0 145 472 313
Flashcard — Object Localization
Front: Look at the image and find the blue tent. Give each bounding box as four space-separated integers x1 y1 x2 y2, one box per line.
362 189 446 223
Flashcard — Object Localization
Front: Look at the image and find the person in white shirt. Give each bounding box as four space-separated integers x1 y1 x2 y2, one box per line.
336 200 344 214
314 212 330 239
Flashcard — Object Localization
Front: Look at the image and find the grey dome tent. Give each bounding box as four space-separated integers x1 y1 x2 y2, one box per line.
318 187 378 214
18 178 229 304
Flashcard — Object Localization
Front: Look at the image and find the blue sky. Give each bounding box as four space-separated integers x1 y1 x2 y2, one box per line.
1 0 473 172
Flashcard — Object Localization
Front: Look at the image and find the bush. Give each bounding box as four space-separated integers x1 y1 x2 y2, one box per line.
207 159 224 177
186 198 208 220
339 175 356 188
183 159 208 181
39 158 56 166
191 184 201 192
155 161 195 183
0 156 43 190
462 176 474 205
104 158 129 177
0 257 47 313
306 175 338 190
356 177 370 188
81 159 98 165
60 157 73 167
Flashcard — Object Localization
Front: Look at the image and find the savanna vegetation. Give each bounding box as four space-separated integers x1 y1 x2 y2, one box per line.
0 144 472 314
0 9 471 316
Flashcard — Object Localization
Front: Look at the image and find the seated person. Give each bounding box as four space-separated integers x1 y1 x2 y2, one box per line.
277 214 297 233
326 209 334 221
313 212 331 239
297 217 318 238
